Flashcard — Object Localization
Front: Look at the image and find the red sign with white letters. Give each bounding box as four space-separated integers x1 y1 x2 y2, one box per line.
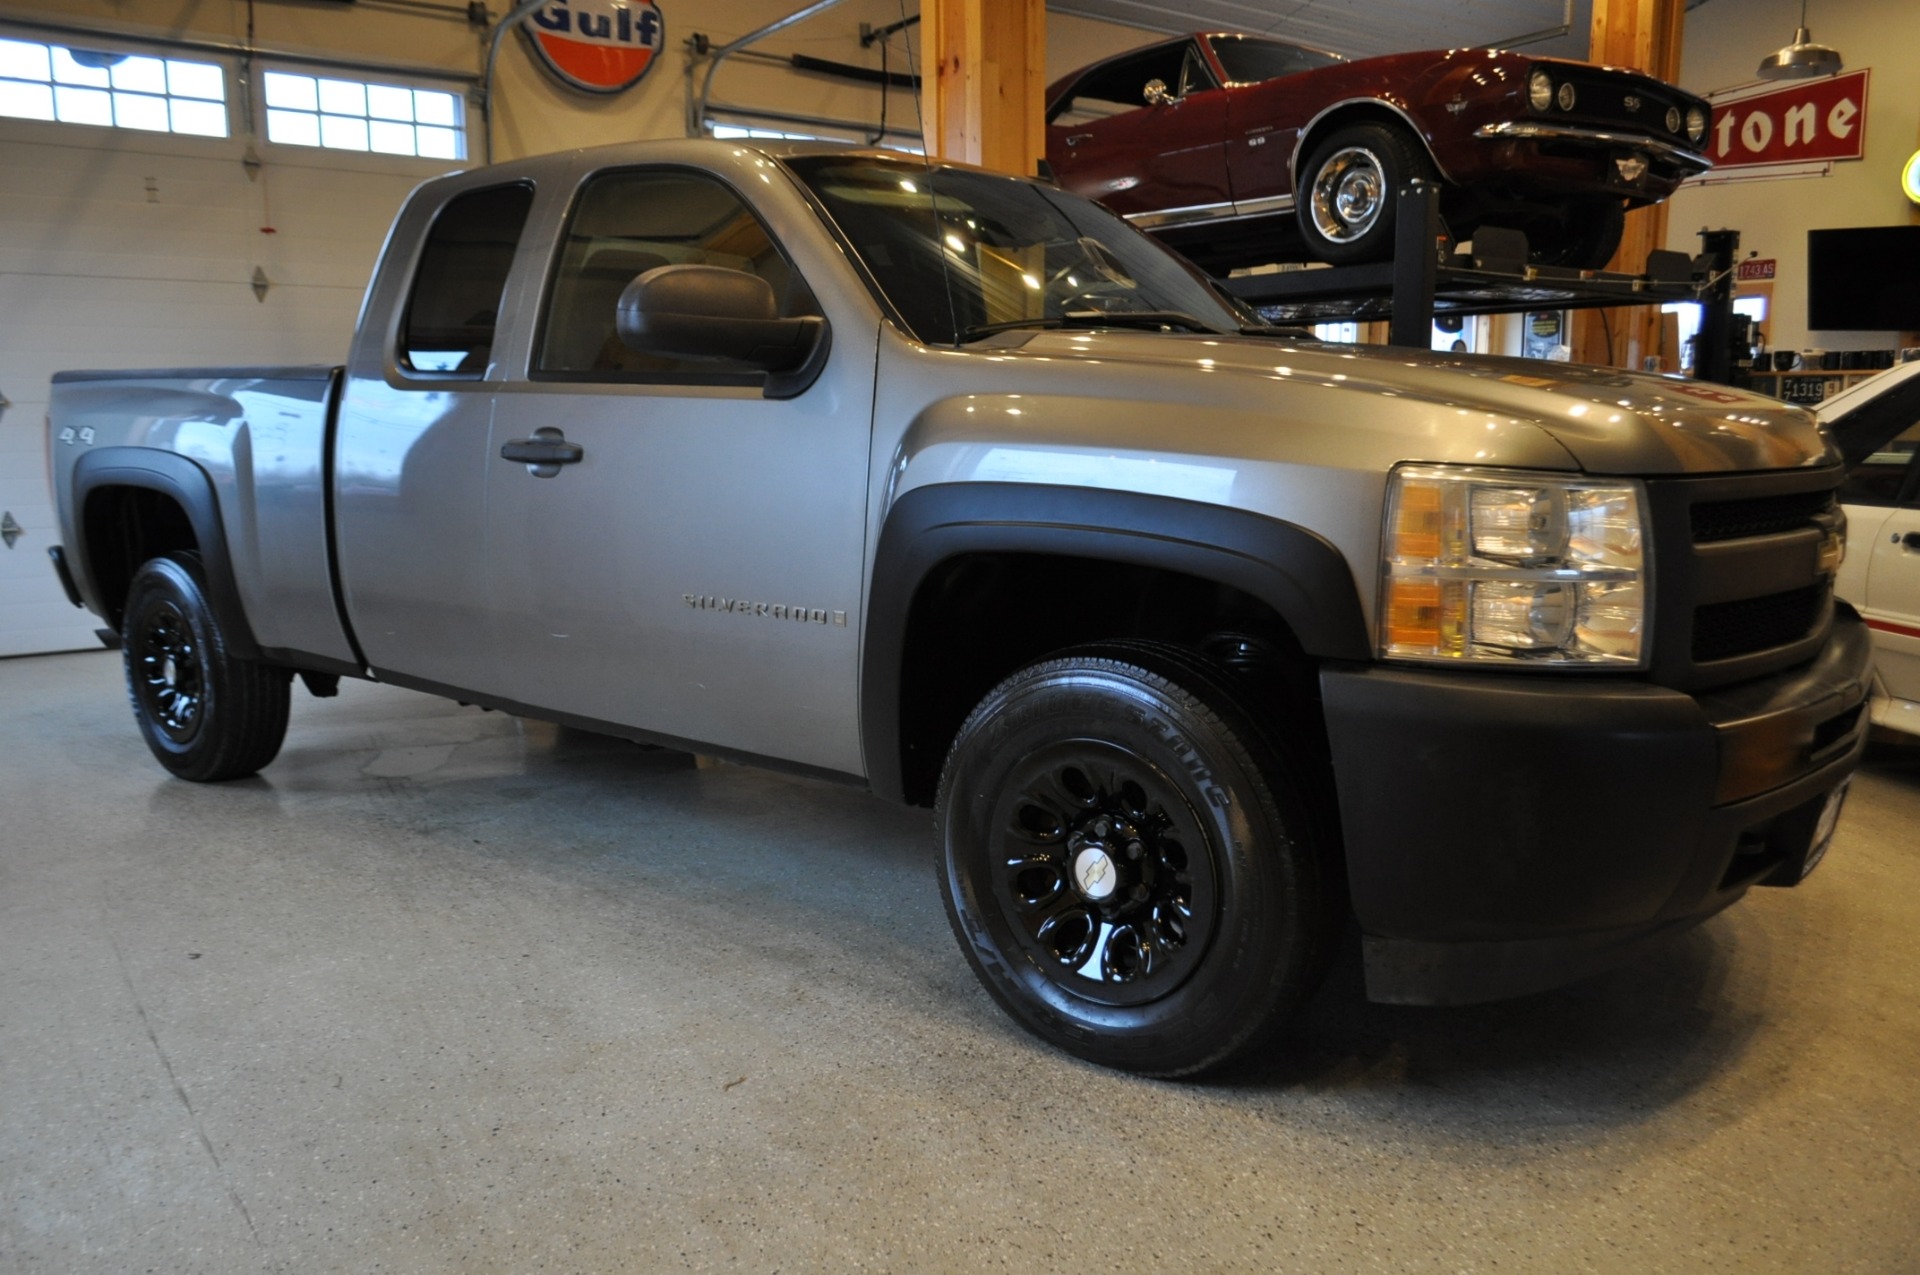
1737 257 1777 281
1708 70 1870 170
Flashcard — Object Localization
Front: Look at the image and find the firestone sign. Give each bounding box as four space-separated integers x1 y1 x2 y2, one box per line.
1707 70 1870 171
523 0 665 95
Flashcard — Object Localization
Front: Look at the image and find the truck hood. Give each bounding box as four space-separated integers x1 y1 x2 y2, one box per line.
991 330 1835 475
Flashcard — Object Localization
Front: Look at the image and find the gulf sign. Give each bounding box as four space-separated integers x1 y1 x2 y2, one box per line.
523 0 665 95
1708 70 1869 171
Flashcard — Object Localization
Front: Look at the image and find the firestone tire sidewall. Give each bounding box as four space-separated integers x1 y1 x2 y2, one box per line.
937 658 1321 1077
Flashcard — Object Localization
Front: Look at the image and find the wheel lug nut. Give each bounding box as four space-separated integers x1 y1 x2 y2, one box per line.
1126 840 1144 860
1130 884 1149 902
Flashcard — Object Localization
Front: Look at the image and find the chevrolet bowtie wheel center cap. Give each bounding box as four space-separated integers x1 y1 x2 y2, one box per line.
1072 846 1120 902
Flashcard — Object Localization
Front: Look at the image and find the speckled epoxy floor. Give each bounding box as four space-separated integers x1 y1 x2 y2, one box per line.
2 649 1916 1272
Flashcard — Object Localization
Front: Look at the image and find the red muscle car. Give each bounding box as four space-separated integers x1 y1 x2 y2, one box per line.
1045 33 1712 272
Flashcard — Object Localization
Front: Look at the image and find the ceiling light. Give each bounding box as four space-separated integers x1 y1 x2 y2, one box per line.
1758 1 1843 80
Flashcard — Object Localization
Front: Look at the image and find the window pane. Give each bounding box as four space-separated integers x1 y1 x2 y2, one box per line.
536 170 815 379
0 38 52 81
415 125 460 159
0 79 55 120
2 41 225 137
367 84 413 121
114 92 170 131
109 55 166 93
263 70 317 111
414 90 458 127
401 184 534 374
51 48 112 87
317 78 365 116
266 107 320 147
369 119 416 154
171 97 228 137
320 113 368 151
54 84 113 125
168 60 224 101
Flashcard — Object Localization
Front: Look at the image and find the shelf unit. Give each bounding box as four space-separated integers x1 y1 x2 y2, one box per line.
1745 370 1882 407
1213 181 1734 379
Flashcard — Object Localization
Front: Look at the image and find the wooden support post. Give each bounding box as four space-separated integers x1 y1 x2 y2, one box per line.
1571 0 1686 370
919 0 1045 176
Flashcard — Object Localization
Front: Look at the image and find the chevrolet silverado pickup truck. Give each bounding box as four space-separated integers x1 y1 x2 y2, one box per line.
46 140 1870 1077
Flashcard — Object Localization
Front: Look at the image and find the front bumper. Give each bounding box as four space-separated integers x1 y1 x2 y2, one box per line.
1469 120 1710 200
1320 608 1872 1005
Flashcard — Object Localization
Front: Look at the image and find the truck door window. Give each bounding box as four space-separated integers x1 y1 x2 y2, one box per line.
398 182 534 375
535 168 819 382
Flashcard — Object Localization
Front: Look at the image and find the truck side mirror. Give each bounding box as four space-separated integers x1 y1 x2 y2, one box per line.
1143 78 1175 107
615 264 830 399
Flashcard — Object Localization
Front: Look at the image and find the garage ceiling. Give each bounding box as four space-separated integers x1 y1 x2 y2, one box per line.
1048 0 1595 62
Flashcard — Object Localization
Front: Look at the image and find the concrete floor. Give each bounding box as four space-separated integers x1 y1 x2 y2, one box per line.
2 649 1916 1273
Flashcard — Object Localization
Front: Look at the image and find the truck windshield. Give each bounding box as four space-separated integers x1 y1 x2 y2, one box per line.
783 154 1253 346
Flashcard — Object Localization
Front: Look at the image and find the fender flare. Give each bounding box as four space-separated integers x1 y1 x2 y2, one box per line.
861 482 1371 803
71 447 263 660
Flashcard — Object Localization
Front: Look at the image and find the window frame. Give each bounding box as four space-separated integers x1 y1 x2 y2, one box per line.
394 180 538 381
526 164 821 389
257 64 467 161
0 33 230 139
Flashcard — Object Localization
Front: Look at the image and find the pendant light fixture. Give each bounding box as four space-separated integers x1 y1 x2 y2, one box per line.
1757 0 1844 80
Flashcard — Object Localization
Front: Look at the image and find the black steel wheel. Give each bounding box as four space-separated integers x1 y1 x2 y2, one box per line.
123 553 290 782
937 643 1334 1077
1295 122 1435 266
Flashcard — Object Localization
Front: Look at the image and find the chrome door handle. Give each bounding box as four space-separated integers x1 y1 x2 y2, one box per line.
500 427 583 477
1065 133 1093 147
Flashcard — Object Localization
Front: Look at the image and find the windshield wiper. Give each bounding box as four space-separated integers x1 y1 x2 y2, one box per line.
957 310 1223 344
957 317 1066 341
1237 322 1313 338
1058 309 1219 333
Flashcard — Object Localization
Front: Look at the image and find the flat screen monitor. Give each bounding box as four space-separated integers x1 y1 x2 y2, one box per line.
1807 226 1920 331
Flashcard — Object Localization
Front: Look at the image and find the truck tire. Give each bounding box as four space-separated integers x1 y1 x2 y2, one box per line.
122 553 290 782
936 642 1334 1077
1296 122 1434 265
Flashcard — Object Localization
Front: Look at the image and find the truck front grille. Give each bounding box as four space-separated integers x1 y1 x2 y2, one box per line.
1645 467 1844 691
1691 584 1829 663
1690 489 1834 543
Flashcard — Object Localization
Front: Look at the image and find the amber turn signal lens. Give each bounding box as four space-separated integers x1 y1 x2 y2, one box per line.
1393 482 1444 560
1386 578 1443 651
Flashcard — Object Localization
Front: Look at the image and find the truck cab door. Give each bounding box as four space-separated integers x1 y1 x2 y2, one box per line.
333 181 535 693
480 166 871 775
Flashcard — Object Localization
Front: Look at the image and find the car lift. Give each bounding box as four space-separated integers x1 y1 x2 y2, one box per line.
1214 181 1745 386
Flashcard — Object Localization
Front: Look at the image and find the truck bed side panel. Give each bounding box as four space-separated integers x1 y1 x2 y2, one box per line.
49 367 358 667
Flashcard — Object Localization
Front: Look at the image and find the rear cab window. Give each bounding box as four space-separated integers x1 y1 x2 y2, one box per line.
397 182 534 375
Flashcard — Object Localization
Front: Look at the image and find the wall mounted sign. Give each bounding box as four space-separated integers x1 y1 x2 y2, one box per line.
1737 257 1777 282
1706 70 1869 172
1904 149 1920 204
523 0 665 95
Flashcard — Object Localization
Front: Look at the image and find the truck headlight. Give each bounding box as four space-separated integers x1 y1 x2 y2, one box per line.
1686 106 1707 143
1380 465 1649 667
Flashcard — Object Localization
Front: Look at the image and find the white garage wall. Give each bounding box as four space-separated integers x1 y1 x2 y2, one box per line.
0 0 1157 657
1669 0 1920 353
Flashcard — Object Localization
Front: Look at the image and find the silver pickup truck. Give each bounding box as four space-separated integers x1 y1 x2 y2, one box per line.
46 139 1871 1076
